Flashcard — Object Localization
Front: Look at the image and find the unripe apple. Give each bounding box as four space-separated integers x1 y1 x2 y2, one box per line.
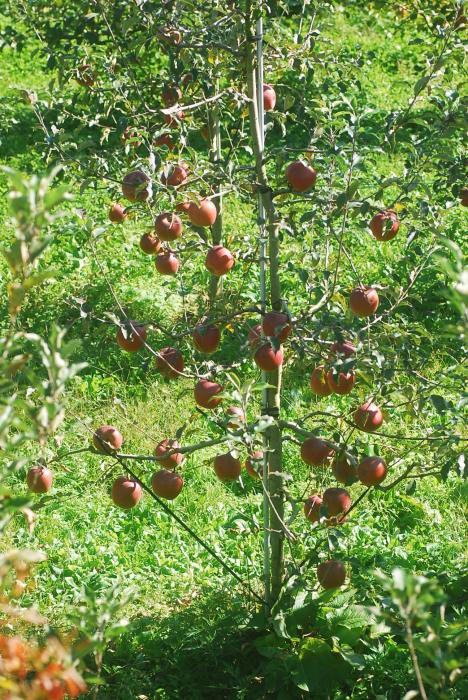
156 347 184 378
213 452 241 481
205 246 235 276
323 487 351 517
155 251 179 275
300 437 333 466
152 469 183 500
194 379 223 409
310 366 332 397
226 406 245 430
357 456 387 486
262 311 291 342
332 457 357 484
117 322 147 352
187 199 217 227
317 560 346 589
155 212 183 241
140 232 161 255
245 451 265 479
327 368 356 395
109 203 127 223
370 209 399 241
122 170 150 202
193 324 221 354
254 342 283 371
349 286 379 317
304 493 323 522
285 160 316 192
93 425 123 454
263 84 276 111
26 466 53 493
155 439 182 468
353 401 383 432
248 324 262 349
111 476 142 509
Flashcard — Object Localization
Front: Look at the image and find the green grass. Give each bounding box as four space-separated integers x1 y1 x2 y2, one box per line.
1 2 467 698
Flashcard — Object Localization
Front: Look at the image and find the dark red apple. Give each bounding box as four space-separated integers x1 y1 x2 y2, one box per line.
254 342 283 371
152 469 183 500
117 322 147 352
93 425 123 454
357 456 387 486
76 64 95 87
194 379 223 409
121 127 141 148
262 311 291 342
162 85 182 107
323 487 351 517
205 246 235 276
460 187 468 206
187 199 217 227
213 452 241 481
140 232 161 255
155 439 182 468
263 84 276 111
317 560 346 589
332 457 357 484
193 324 221 354
304 494 323 522
26 466 53 493
156 347 184 378
109 203 127 223
285 160 316 192
122 170 150 202
370 209 399 241
310 366 332 397
111 476 142 509
349 286 379 317
155 251 179 275
155 133 174 150
163 110 185 127
300 437 333 466
353 401 383 432
155 212 183 241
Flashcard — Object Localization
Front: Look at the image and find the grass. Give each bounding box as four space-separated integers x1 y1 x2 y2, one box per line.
1 2 467 698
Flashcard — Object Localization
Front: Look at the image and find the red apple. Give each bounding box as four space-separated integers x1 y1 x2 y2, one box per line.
111 476 142 509
154 439 182 468
358 456 387 486
194 379 223 409
176 200 192 213
155 251 179 275
226 406 245 430
155 133 174 150
155 212 183 241
300 437 333 466
245 451 264 479
262 311 291 342
109 203 127 223
122 170 150 202
248 324 262 349
349 286 379 317
327 368 356 395
353 401 383 432
26 466 53 493
93 425 123 454
156 347 184 378
161 163 189 187
163 110 185 127
162 85 182 107
121 127 141 148
152 469 183 500
304 494 323 522
140 232 161 255
310 366 332 397
187 199 217 227
193 324 221 354
323 487 351 517
213 452 241 481
254 342 283 371
117 322 147 352
328 341 356 361
460 187 468 206
332 457 357 484
205 246 235 276
76 63 94 87
370 209 399 242
285 160 316 192
263 84 276 111
317 560 346 589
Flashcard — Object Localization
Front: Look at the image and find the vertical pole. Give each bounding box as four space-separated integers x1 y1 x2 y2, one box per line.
256 7 270 612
